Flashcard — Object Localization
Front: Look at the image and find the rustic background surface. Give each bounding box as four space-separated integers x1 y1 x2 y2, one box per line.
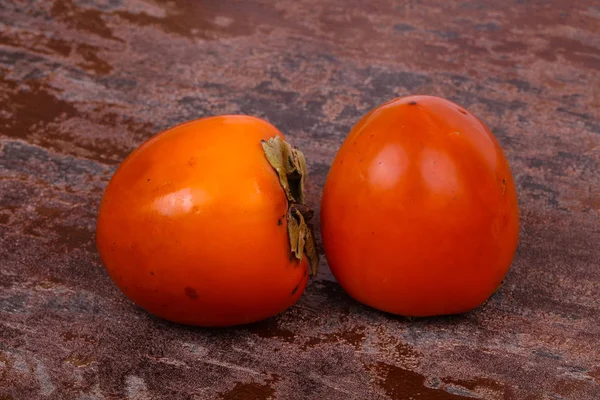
1 0 599 399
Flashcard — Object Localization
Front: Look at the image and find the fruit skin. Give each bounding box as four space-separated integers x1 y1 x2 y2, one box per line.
320 95 520 317
96 115 310 326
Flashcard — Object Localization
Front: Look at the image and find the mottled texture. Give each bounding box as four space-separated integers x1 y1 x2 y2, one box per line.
1 0 599 399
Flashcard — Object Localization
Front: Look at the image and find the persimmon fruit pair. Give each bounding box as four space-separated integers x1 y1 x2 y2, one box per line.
96 95 519 326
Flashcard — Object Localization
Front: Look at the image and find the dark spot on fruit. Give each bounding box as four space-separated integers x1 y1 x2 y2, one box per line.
185 287 199 299
277 218 282 226
150 271 154 275
458 108 467 115
147 178 150 182
409 101 417 105
291 284 300 295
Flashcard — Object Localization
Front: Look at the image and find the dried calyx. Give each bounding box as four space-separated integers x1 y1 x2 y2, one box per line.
262 137 319 276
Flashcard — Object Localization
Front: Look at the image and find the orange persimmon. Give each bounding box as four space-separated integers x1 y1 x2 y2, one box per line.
96 115 317 326
321 96 519 317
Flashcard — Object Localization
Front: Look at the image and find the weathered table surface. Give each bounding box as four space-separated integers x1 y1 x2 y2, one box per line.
1 1 599 399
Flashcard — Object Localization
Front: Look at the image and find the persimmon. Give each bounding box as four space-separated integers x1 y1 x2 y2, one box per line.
321 96 519 317
96 115 317 326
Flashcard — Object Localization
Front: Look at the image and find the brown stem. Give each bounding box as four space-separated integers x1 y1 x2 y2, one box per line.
262 137 319 276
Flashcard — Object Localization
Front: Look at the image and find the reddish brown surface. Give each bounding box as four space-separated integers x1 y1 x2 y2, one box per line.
1 1 599 399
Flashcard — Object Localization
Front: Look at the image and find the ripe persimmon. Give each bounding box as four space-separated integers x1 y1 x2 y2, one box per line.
96 115 317 326
321 96 519 317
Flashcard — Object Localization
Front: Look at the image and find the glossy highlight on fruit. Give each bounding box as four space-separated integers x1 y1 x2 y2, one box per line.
321 96 520 317
96 115 317 326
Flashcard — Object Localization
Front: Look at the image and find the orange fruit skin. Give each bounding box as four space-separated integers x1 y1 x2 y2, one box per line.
96 115 309 326
321 96 520 317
